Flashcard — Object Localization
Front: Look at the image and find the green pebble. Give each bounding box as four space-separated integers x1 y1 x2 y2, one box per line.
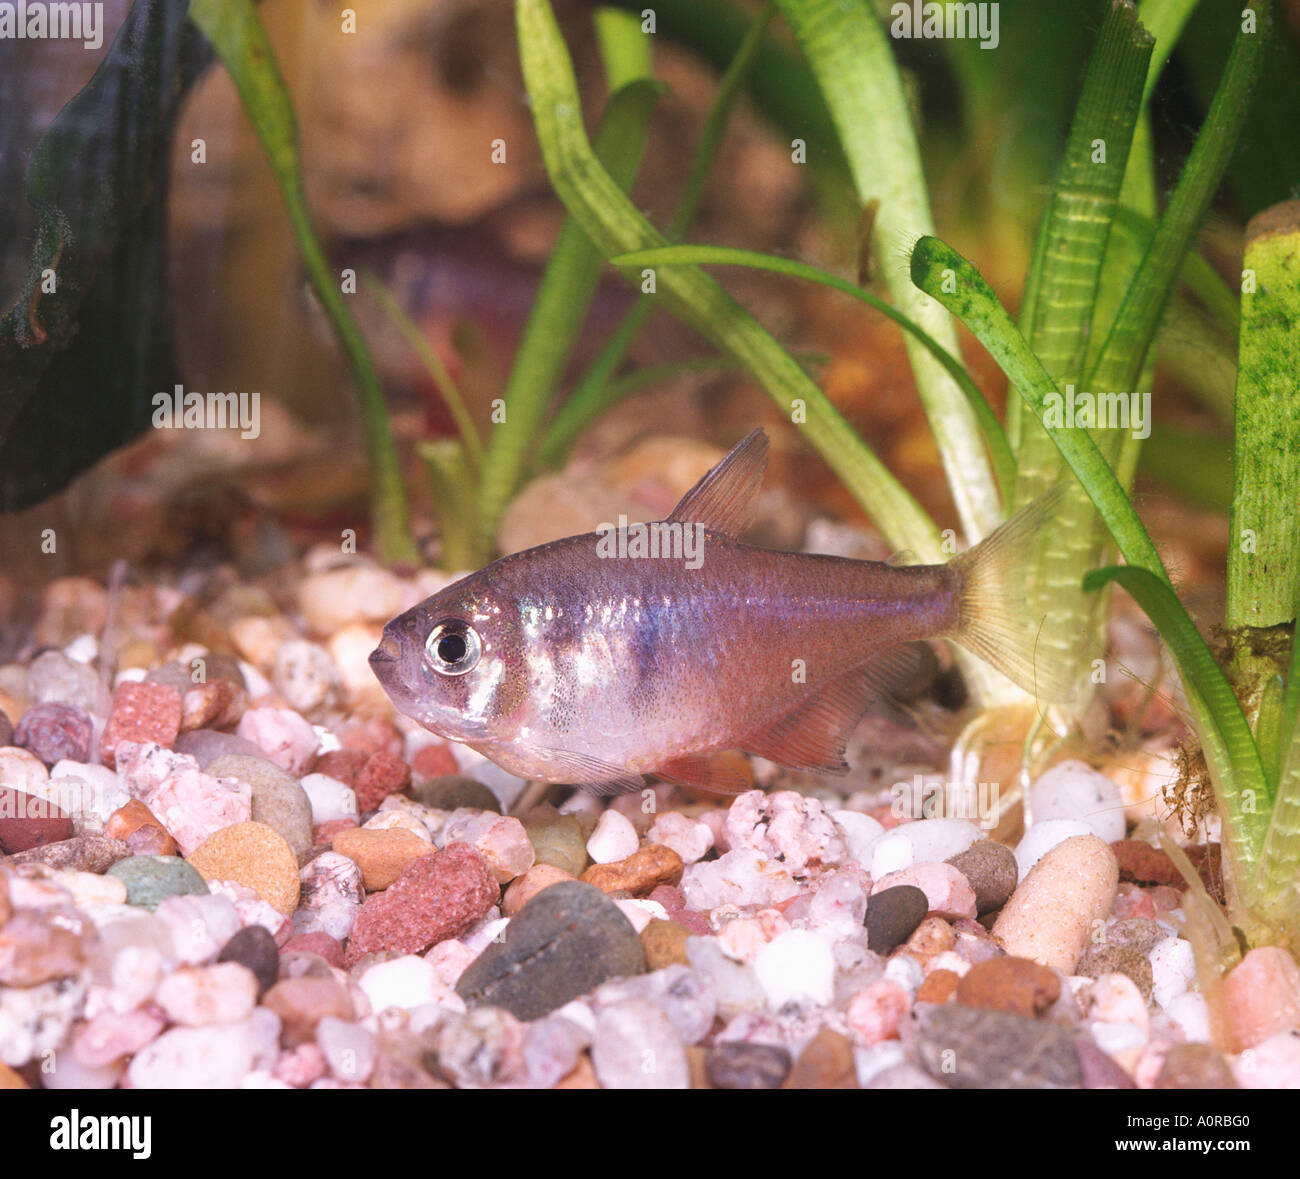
108 855 209 910
526 814 588 877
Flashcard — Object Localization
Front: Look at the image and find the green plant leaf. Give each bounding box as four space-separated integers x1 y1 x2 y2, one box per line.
773 0 1002 540
514 0 941 559
0 0 212 511
190 0 418 565
538 4 775 468
611 243 1016 503
475 74 664 541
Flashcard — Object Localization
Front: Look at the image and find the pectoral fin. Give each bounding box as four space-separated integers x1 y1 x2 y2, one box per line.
741 645 926 774
541 749 646 795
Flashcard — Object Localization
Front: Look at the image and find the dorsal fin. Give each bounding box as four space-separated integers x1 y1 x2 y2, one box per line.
666 428 768 538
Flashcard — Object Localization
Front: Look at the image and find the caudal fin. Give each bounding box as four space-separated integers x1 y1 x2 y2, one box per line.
947 487 1075 703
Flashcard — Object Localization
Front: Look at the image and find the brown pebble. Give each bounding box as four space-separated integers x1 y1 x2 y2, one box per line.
0 909 86 985
957 956 1061 1018
312 749 367 786
782 1028 858 1089
641 918 693 971
181 679 244 732
1077 941 1154 1001
502 863 575 917
579 843 684 896
901 915 955 964
106 799 179 857
0 1061 27 1089
1154 1042 1238 1089
331 827 431 891
554 1053 600 1089
916 969 960 1004
262 976 356 1046
687 1044 712 1090
186 821 301 915
1111 839 1185 888
0 871 9 925
1 834 131 874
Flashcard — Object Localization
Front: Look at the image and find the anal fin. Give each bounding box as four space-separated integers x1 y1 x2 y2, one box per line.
656 751 754 796
741 645 926 774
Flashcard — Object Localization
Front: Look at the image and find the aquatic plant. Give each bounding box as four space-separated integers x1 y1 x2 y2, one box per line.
516 0 1300 948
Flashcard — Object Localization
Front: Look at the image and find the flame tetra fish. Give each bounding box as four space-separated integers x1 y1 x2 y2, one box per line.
370 430 1065 794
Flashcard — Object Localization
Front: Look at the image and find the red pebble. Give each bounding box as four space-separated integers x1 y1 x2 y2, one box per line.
311 749 367 787
668 908 711 936
0 788 74 853
648 884 686 911
412 742 459 780
100 681 182 769
344 842 499 967
354 750 411 812
282 931 345 967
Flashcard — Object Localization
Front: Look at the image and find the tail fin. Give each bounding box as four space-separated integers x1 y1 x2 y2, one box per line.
947 486 1075 703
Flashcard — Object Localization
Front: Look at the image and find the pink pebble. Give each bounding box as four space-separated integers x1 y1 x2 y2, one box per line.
1112 882 1157 920
73 1008 166 1068
273 1042 329 1087
282 932 346 968
1223 946 1300 1052
101 683 182 769
236 707 319 775
846 979 911 1043
872 862 977 920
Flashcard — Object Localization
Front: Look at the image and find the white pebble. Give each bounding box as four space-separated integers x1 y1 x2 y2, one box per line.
1165 992 1212 1043
1150 936 1197 1008
299 773 358 824
870 819 982 876
155 963 258 1026
1030 760 1126 842
586 809 639 864
316 1016 377 1084
647 811 713 864
854 1040 906 1086
357 956 447 1014
867 830 914 879
754 929 835 1008
831 810 885 867
883 954 924 996
1013 818 1095 880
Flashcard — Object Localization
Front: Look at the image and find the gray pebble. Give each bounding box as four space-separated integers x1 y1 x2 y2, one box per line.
456 881 645 1021
946 840 1018 915
914 1004 1082 1088
865 884 929 953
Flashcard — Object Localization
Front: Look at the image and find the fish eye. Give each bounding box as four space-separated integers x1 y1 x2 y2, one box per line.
425 619 481 676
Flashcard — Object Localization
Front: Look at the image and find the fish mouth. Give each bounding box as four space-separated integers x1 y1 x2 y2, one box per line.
369 634 402 667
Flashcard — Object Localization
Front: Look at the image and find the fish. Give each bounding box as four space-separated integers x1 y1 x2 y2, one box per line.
369 429 1068 795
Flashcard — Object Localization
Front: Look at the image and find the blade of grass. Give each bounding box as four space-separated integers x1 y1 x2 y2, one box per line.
360 271 482 471
419 439 484 573
538 3 775 467
189 0 417 565
773 0 1003 539
612 243 1016 503
515 0 941 557
475 72 663 541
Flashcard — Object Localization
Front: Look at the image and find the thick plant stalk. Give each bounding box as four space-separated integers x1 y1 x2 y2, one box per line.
1226 203 1300 630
